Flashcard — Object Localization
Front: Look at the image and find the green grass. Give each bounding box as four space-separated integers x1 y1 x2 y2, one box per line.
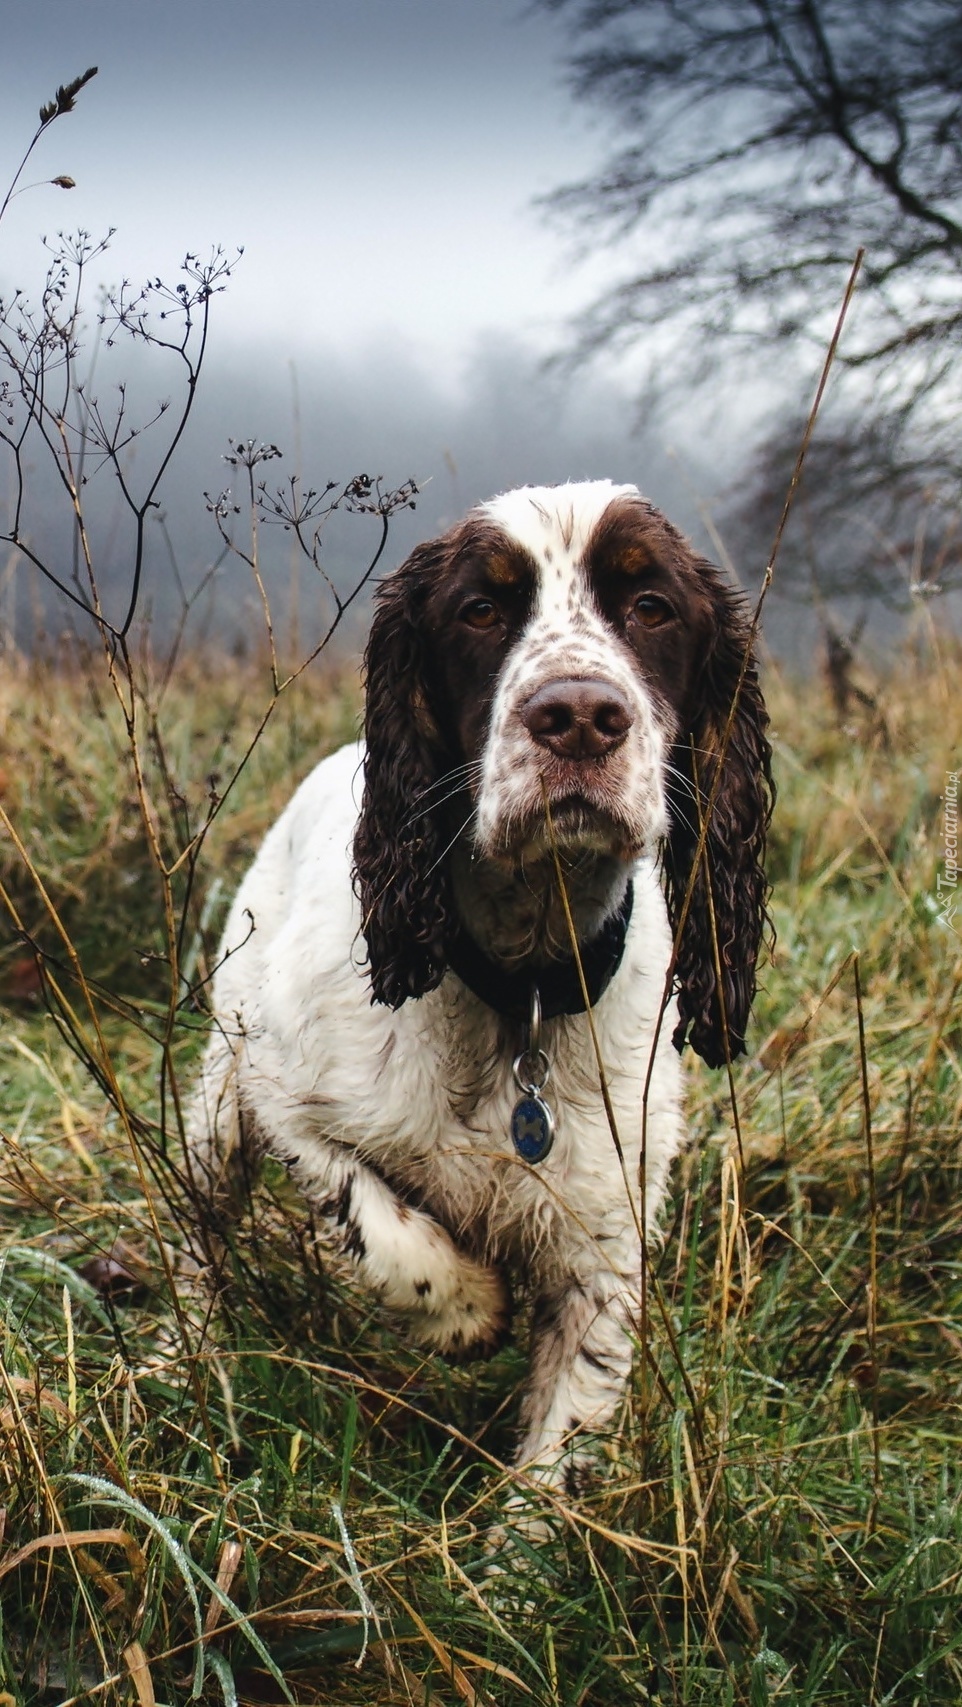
1 627 960 1706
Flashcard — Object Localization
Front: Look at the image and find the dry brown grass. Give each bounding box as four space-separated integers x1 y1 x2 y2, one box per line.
0 629 960 1705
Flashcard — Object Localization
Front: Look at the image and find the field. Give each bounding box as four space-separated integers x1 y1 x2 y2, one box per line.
0 620 960 1706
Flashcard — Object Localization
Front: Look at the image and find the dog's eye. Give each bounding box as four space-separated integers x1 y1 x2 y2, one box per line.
632 593 672 628
461 598 500 630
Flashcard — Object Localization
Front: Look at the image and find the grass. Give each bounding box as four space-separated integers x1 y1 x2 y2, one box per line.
0 618 960 1706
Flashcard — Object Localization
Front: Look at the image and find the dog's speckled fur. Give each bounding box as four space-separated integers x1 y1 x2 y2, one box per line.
187 480 772 1499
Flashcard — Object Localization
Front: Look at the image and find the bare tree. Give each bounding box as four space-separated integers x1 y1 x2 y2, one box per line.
720 399 961 604
540 0 962 455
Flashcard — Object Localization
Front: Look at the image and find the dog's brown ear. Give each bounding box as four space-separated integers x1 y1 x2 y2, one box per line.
352 541 454 1007
663 571 774 1068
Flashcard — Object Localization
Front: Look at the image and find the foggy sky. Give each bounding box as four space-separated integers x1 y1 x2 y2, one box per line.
0 328 735 651
0 3 843 662
0 0 612 371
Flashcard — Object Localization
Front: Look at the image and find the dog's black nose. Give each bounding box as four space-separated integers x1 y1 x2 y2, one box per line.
520 678 633 759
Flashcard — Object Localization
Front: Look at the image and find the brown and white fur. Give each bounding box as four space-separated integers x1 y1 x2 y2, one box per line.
186 480 772 1504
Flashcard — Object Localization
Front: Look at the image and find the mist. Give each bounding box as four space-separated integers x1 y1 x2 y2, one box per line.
1 312 870 669
2 327 732 652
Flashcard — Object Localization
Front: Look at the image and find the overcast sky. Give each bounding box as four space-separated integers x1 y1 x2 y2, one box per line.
0 0 613 381
2 2 813 654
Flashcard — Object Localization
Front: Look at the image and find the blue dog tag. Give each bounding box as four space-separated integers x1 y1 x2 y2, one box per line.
511 1094 555 1164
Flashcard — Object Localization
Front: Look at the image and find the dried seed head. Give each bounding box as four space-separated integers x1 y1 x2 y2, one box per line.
39 66 98 125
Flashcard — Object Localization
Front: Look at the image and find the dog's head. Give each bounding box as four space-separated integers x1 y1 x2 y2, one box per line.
352 480 773 1066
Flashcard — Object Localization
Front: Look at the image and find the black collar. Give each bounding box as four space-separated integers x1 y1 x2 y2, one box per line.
445 882 634 1022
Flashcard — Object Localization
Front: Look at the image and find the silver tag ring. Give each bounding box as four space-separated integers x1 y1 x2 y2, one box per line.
528 983 542 1058
513 1048 550 1096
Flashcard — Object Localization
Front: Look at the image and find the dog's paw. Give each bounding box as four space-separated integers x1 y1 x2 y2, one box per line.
482 1500 562 1616
484 1493 557 1559
410 1260 511 1360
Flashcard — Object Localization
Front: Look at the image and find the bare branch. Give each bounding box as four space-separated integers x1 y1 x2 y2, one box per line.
540 0 962 475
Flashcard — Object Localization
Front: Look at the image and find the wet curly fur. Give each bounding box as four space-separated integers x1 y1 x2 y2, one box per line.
354 495 773 1064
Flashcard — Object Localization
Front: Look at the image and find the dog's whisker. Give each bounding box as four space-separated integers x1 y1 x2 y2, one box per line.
408 760 482 806
662 762 701 805
398 781 479 832
399 763 484 827
423 807 478 881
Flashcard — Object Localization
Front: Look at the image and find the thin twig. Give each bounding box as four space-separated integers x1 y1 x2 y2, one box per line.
853 951 882 1529
540 782 706 1449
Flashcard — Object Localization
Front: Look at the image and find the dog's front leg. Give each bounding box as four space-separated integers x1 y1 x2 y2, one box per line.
484 1273 635 1571
286 1139 510 1358
517 1274 636 1487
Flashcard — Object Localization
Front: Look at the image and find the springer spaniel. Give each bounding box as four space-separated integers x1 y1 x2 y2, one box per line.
186 480 771 1501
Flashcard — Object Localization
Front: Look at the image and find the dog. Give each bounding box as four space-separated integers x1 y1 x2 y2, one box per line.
186 480 771 1500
